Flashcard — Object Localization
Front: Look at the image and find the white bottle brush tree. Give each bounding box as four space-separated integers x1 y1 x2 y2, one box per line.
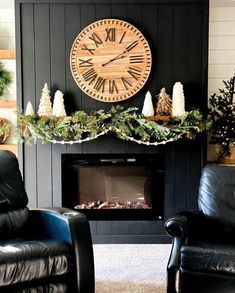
37 83 52 117
142 91 154 117
52 90 67 117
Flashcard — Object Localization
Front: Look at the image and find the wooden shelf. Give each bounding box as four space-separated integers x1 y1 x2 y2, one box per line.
0 100 17 108
0 144 17 155
0 50 16 59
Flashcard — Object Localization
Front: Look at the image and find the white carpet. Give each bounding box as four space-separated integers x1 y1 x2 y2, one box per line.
94 244 171 293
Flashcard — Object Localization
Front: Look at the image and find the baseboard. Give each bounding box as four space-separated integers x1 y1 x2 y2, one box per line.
92 234 171 244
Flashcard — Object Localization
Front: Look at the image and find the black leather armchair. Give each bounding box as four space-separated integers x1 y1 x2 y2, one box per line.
165 164 235 293
0 150 94 292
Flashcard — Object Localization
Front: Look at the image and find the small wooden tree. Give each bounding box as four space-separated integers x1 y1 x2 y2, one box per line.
155 88 172 116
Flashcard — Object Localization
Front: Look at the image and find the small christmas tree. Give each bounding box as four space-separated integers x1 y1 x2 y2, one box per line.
25 101 34 116
172 82 186 117
52 90 67 117
142 91 154 117
209 74 235 158
37 83 52 117
156 88 172 116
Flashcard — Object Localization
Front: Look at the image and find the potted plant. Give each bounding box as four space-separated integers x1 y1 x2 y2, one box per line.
0 117 11 143
0 62 12 97
208 74 235 164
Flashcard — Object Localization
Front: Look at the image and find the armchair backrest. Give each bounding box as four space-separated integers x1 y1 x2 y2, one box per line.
198 164 235 226
0 150 29 239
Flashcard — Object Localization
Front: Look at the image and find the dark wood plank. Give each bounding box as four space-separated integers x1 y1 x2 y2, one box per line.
172 141 188 214
172 4 189 82
34 4 52 207
111 221 127 235
187 4 204 110
80 4 98 154
126 221 142 235
65 4 83 115
50 4 67 206
96 221 112 235
20 4 37 207
141 221 157 234
157 5 173 92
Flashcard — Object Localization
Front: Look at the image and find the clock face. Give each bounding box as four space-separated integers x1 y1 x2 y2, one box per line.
70 19 152 102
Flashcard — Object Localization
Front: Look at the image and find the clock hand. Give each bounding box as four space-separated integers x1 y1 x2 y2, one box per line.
102 53 126 67
102 41 138 66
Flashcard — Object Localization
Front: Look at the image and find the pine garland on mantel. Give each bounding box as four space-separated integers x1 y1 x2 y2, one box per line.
16 106 208 146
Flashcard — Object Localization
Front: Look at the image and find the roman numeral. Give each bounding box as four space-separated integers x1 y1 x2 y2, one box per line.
119 31 126 44
120 77 132 90
105 28 116 42
93 77 106 92
89 32 103 47
127 67 141 80
126 40 139 52
130 55 144 64
81 44 95 55
78 58 93 67
82 68 97 84
108 80 118 94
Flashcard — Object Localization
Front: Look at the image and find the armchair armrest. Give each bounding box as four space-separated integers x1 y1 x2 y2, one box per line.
165 211 204 293
26 207 94 293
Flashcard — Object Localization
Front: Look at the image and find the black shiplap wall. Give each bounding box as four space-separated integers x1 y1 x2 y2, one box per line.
15 0 208 243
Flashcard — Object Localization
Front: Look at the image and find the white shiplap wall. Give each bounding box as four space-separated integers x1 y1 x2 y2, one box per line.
0 0 16 144
208 3 235 160
209 6 235 95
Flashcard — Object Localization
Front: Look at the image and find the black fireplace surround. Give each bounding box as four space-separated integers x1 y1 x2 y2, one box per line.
62 153 164 220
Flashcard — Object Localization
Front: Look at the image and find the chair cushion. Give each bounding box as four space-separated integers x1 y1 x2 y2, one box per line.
198 164 235 226
181 244 235 276
0 208 29 240
0 239 70 287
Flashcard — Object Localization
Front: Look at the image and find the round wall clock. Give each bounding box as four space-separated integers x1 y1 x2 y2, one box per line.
70 19 152 102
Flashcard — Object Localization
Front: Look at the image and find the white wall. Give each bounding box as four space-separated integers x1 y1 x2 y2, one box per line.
0 0 16 144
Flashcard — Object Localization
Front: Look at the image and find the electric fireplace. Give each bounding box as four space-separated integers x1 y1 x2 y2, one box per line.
62 154 164 220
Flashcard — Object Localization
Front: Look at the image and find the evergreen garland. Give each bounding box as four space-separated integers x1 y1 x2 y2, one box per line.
209 75 235 158
16 106 207 145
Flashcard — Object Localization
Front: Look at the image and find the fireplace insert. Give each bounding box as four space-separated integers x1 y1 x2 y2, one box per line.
62 153 164 220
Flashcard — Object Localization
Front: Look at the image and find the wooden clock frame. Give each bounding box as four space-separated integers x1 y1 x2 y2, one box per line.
70 19 152 102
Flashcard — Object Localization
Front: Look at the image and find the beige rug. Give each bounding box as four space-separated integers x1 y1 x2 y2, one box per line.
94 244 171 293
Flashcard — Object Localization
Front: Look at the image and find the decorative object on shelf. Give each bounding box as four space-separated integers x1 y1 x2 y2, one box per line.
37 83 52 117
52 90 67 117
172 82 186 117
142 91 154 117
0 117 11 143
208 74 235 163
0 62 12 97
155 87 172 116
25 101 34 116
70 18 152 102
16 105 207 146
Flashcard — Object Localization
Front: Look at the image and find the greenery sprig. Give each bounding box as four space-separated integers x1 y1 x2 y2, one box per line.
0 62 12 97
16 106 208 146
0 118 11 143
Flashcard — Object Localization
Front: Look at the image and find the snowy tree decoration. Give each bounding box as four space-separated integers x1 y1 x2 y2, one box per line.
25 101 34 116
52 90 67 117
37 83 52 117
172 82 186 117
142 91 154 117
